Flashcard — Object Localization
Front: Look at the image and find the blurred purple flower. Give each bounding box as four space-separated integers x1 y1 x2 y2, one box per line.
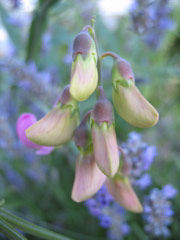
16 113 54 155
135 173 152 189
9 0 21 9
143 185 177 237
130 0 175 49
162 184 177 199
122 132 156 189
85 186 130 240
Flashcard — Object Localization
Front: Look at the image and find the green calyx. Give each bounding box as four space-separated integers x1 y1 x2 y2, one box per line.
78 143 94 157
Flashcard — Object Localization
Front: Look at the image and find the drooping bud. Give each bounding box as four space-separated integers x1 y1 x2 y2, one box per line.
16 113 54 155
112 57 159 128
26 86 79 146
91 87 119 178
70 31 98 101
71 152 106 202
74 111 91 150
106 176 143 213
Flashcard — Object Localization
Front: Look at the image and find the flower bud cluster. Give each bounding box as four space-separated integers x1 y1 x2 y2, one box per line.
16 23 159 212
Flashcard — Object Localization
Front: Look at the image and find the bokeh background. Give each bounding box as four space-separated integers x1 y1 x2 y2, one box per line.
0 0 180 239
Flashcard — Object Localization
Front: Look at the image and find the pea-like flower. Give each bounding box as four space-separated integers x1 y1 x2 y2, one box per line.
112 57 159 128
72 116 106 202
91 87 119 177
26 85 79 146
70 30 98 101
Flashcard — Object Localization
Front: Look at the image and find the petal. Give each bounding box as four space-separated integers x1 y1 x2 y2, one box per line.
71 153 106 202
35 146 54 155
92 123 119 178
16 113 40 149
112 84 159 128
70 55 98 101
26 106 79 146
107 178 143 213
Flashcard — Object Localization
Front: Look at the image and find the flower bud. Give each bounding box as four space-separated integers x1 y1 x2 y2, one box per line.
26 86 79 146
74 112 91 150
112 58 159 128
71 152 106 202
91 88 119 177
106 177 143 213
70 31 98 101
16 113 54 155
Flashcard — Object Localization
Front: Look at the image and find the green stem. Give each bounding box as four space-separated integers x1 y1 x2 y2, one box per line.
0 208 74 240
26 0 60 62
0 218 28 240
88 18 102 86
101 51 119 61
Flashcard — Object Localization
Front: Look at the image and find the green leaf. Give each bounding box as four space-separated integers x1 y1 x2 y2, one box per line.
0 218 28 240
0 208 74 240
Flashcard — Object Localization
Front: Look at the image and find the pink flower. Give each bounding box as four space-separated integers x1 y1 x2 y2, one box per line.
16 113 54 155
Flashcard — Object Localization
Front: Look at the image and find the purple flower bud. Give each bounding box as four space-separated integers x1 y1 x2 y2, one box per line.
74 111 91 149
73 31 93 58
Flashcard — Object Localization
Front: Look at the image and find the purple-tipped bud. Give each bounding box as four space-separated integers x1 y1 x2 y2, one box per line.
26 86 79 146
112 57 159 128
71 152 106 202
91 87 114 124
106 177 143 213
73 32 92 58
57 84 72 105
16 113 54 155
70 31 98 101
74 111 92 149
91 90 119 177
74 123 90 149
112 57 134 88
